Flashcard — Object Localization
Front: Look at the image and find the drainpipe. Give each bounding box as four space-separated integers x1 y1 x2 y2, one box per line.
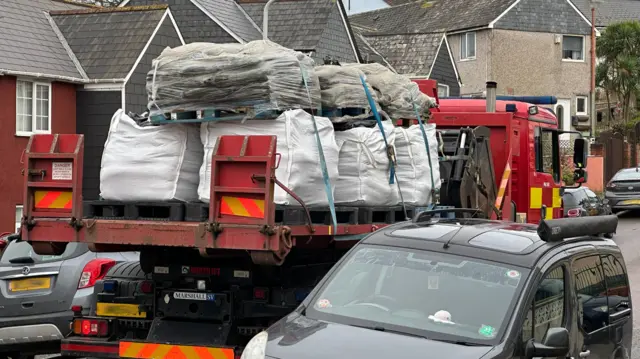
263 0 278 40
590 5 597 138
486 81 497 113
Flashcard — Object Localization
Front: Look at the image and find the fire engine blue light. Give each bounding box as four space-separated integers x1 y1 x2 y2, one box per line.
441 96 558 105
103 280 117 292
496 96 557 105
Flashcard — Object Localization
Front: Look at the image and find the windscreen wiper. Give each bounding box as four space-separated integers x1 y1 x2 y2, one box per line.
9 256 35 264
432 339 489 346
350 324 428 339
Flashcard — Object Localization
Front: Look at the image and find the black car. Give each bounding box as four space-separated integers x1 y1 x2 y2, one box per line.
605 167 640 212
563 187 610 217
240 212 631 359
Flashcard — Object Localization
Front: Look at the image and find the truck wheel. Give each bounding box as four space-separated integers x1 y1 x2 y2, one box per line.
105 261 147 280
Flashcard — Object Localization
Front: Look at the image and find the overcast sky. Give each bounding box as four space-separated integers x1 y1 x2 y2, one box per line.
344 0 388 15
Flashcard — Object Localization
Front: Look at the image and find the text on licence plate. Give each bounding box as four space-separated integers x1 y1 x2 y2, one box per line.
96 303 146 318
9 277 51 292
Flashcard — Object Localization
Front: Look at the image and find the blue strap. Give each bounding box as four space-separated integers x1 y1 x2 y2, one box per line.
412 101 437 195
359 75 395 185
300 66 337 230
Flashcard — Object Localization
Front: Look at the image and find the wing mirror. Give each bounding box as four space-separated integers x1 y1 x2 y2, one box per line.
525 327 570 358
573 138 588 169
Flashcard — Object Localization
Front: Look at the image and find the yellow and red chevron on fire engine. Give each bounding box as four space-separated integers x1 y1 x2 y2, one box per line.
119 341 235 359
34 190 73 209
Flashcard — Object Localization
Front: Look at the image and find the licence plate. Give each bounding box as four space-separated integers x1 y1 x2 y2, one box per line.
622 199 640 205
96 303 146 318
9 277 51 292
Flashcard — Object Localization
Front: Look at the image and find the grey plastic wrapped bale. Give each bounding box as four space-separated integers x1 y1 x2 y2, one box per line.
345 63 437 119
315 65 380 120
146 41 321 117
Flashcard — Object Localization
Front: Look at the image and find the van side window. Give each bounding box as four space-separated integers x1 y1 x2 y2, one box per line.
522 266 565 342
600 255 631 315
534 127 560 183
573 255 608 333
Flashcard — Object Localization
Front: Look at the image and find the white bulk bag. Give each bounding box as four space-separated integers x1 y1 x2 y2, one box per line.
198 109 339 206
334 121 399 206
394 124 441 205
100 109 203 202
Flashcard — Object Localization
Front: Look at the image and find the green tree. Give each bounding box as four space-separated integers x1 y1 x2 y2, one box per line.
596 21 640 124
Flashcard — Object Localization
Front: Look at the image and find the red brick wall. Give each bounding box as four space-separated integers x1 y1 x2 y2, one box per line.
0 76 77 233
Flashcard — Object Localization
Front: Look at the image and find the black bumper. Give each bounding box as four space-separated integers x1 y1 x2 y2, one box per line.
0 310 72 355
61 337 119 358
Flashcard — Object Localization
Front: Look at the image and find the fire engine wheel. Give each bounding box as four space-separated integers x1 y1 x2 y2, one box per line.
30 241 66 256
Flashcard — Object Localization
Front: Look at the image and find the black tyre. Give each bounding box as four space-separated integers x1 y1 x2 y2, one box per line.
105 261 147 280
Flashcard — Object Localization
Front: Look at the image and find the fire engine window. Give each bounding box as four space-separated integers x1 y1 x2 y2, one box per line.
534 128 560 183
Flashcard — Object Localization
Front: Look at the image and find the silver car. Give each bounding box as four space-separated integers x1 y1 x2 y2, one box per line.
0 238 138 359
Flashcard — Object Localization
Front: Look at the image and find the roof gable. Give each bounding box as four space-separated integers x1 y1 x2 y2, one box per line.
189 0 262 42
349 0 516 34
572 0 640 28
51 6 168 80
239 0 338 50
361 32 444 76
493 0 592 34
120 0 262 43
0 0 90 80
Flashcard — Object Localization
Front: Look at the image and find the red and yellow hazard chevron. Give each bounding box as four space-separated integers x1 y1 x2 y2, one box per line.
34 190 72 209
119 342 234 359
494 163 511 210
219 195 265 218
530 187 562 219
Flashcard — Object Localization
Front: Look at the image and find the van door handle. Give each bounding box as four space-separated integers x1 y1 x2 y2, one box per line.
21 302 34 308
610 308 632 321
579 350 591 357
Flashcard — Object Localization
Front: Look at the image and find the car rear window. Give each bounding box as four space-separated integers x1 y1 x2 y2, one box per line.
0 241 87 265
562 190 586 207
612 170 640 181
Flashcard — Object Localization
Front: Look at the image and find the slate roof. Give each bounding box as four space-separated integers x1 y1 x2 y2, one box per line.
352 26 393 68
571 0 640 28
192 0 262 42
51 6 168 80
0 0 90 79
349 0 516 34
238 0 339 51
362 32 444 75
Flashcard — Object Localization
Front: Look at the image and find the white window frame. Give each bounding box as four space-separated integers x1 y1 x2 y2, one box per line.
437 83 450 98
561 35 585 62
576 96 588 116
460 31 476 61
15 79 52 137
15 205 23 233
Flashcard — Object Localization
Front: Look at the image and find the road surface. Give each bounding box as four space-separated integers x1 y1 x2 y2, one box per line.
615 212 640 358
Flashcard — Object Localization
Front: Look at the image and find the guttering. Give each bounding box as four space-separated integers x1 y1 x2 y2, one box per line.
0 70 125 84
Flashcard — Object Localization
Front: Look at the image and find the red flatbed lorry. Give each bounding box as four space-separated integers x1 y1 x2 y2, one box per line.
15 81 587 359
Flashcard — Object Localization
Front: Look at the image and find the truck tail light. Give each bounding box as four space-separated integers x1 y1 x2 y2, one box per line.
567 208 581 217
78 259 117 289
140 280 153 294
73 318 110 337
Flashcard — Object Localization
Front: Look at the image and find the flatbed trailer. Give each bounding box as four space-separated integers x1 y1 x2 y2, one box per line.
21 128 483 359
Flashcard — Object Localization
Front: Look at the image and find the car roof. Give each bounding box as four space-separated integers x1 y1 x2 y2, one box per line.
363 218 610 269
